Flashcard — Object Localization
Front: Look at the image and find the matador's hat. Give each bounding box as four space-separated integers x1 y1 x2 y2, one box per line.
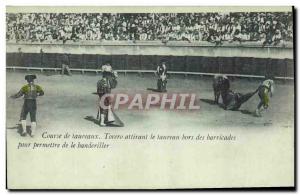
25 75 37 82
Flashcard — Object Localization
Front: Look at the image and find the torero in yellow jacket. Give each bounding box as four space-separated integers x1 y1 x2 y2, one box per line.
255 79 274 117
11 75 44 137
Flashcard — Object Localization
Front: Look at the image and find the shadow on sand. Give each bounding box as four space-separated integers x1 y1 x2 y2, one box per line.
146 88 166 92
199 98 216 105
7 124 32 136
240 109 255 116
200 98 255 117
84 112 124 127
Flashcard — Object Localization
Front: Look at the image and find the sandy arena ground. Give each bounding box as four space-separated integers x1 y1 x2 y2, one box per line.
6 72 294 132
6 71 295 189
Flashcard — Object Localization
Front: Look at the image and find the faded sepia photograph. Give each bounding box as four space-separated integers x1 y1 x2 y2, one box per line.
6 6 294 189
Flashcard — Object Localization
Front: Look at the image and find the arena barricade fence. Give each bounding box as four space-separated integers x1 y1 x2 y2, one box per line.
6 66 294 80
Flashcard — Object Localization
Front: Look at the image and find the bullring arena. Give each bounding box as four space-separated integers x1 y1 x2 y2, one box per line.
6 40 294 133
6 40 295 188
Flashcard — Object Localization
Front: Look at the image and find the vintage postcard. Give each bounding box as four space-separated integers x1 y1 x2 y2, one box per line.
6 6 295 189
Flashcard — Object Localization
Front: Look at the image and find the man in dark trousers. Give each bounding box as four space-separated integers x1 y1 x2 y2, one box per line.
97 63 118 126
213 74 230 104
61 53 72 76
11 75 44 137
156 59 168 92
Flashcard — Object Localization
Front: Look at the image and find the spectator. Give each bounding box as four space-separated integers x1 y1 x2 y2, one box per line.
6 12 293 46
61 53 72 76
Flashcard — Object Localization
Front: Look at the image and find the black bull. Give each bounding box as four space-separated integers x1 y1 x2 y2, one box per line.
221 90 258 110
213 77 258 110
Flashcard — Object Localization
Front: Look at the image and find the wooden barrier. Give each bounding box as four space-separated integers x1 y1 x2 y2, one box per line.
6 66 294 80
6 53 294 78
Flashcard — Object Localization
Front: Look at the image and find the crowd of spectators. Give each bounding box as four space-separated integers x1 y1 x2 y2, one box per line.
6 12 293 46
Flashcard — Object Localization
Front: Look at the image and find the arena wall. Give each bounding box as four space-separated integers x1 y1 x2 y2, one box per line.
6 42 294 78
